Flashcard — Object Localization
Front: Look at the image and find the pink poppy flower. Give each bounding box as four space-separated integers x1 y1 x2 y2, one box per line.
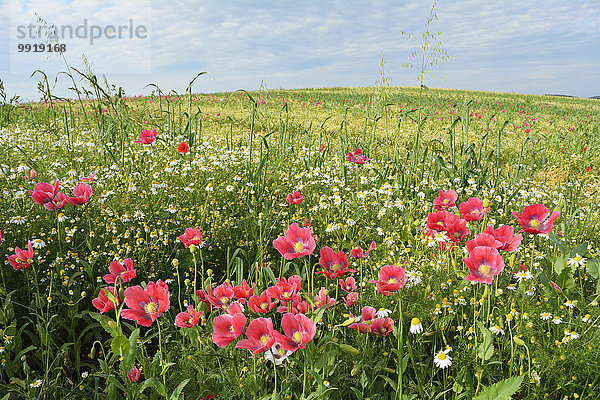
66 182 93 205
121 280 170 327
314 287 335 309
235 317 276 356
447 219 470 243
512 204 560 235
212 313 247 347
345 292 358 306
81 172 96 183
92 287 119 313
233 279 255 304
465 233 502 253
349 306 377 333
127 367 141 383
31 179 66 210
370 317 394 336
248 290 278 314
459 198 485 221
7 241 34 270
347 148 370 164
433 189 458 210
274 313 316 352
370 265 408 296
134 128 157 144
196 286 213 310
286 191 304 205
103 258 136 284
24 169 37 181
350 241 376 258
178 228 203 247
483 225 522 252
267 275 302 305
175 305 203 328
277 297 312 315
207 282 235 309
463 246 505 284
339 276 357 293
272 223 317 260
317 247 355 279
427 211 459 232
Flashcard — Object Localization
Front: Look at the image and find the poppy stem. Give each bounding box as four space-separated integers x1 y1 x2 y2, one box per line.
395 292 403 399
157 321 168 399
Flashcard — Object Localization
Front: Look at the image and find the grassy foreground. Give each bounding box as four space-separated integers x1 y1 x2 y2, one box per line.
1 80 600 399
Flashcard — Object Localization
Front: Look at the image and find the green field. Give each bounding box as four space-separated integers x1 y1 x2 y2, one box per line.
1 82 599 399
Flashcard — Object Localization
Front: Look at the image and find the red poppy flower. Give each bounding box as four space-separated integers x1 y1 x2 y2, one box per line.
212 312 247 347
459 198 485 221
370 265 407 296
134 128 157 144
92 287 119 313
127 367 141 383
206 282 235 309
447 218 470 243
121 280 170 327
433 189 458 211
345 292 358 306
314 287 335 309
272 223 317 260
317 247 355 279
349 306 377 333
427 211 459 232
274 313 316 352
286 191 303 204
267 275 302 305
482 225 522 252
347 148 371 164
233 279 255 304
463 246 504 284
7 241 34 270
178 228 203 247
175 305 203 328
235 317 276 356
370 317 394 336
248 290 278 314
103 258 136 284
66 182 92 205
178 142 189 153
350 241 376 258
512 203 560 235
465 233 502 253
339 276 357 293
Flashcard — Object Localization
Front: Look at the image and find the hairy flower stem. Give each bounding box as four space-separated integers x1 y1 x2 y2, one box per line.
158 321 168 399
395 292 404 399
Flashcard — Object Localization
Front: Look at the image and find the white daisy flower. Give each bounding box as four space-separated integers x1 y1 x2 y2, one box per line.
30 379 42 388
567 254 586 267
540 312 552 321
410 317 423 334
514 270 533 283
433 349 452 369
376 308 392 318
489 325 505 335
552 316 563 324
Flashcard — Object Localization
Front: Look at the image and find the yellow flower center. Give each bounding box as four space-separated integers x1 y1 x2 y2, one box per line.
411 318 421 325
294 242 304 252
261 303 268 309
479 264 490 276
259 334 270 346
283 291 290 298
388 277 397 284
292 331 303 343
529 219 539 228
144 302 158 314
331 263 340 271
438 353 447 360
221 296 229 305
228 325 235 333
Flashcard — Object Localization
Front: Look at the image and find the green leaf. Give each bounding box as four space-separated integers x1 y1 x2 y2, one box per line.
380 374 398 392
556 266 575 292
169 378 190 400
586 258 599 279
473 375 524 400
476 321 493 361
568 243 590 258
553 256 566 275
111 335 130 357
548 232 566 254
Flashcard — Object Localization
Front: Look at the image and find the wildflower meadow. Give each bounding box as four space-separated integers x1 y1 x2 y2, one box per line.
1 75 600 399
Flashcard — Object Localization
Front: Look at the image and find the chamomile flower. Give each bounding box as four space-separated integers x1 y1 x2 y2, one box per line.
433 349 452 369
514 270 533 283
552 315 563 325
540 312 552 321
567 254 586 267
376 308 392 318
489 325 505 335
30 379 42 388
410 317 423 334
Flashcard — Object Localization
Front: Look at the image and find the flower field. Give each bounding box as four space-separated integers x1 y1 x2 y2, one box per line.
1 82 600 399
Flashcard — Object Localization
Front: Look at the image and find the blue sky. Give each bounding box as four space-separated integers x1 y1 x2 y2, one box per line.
1 0 599 101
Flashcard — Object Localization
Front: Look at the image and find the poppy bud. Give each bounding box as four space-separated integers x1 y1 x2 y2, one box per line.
127 366 141 383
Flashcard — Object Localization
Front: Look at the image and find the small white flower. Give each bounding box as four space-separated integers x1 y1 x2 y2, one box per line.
552 316 562 325
410 317 423 334
376 308 392 318
581 314 591 323
31 239 46 249
489 325 505 335
30 379 43 388
540 312 552 321
264 343 291 366
514 270 533 283
567 254 586 267
433 349 452 369
564 300 577 309
226 185 234 192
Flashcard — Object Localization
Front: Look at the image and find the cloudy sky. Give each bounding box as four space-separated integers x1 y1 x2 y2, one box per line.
1 0 599 101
